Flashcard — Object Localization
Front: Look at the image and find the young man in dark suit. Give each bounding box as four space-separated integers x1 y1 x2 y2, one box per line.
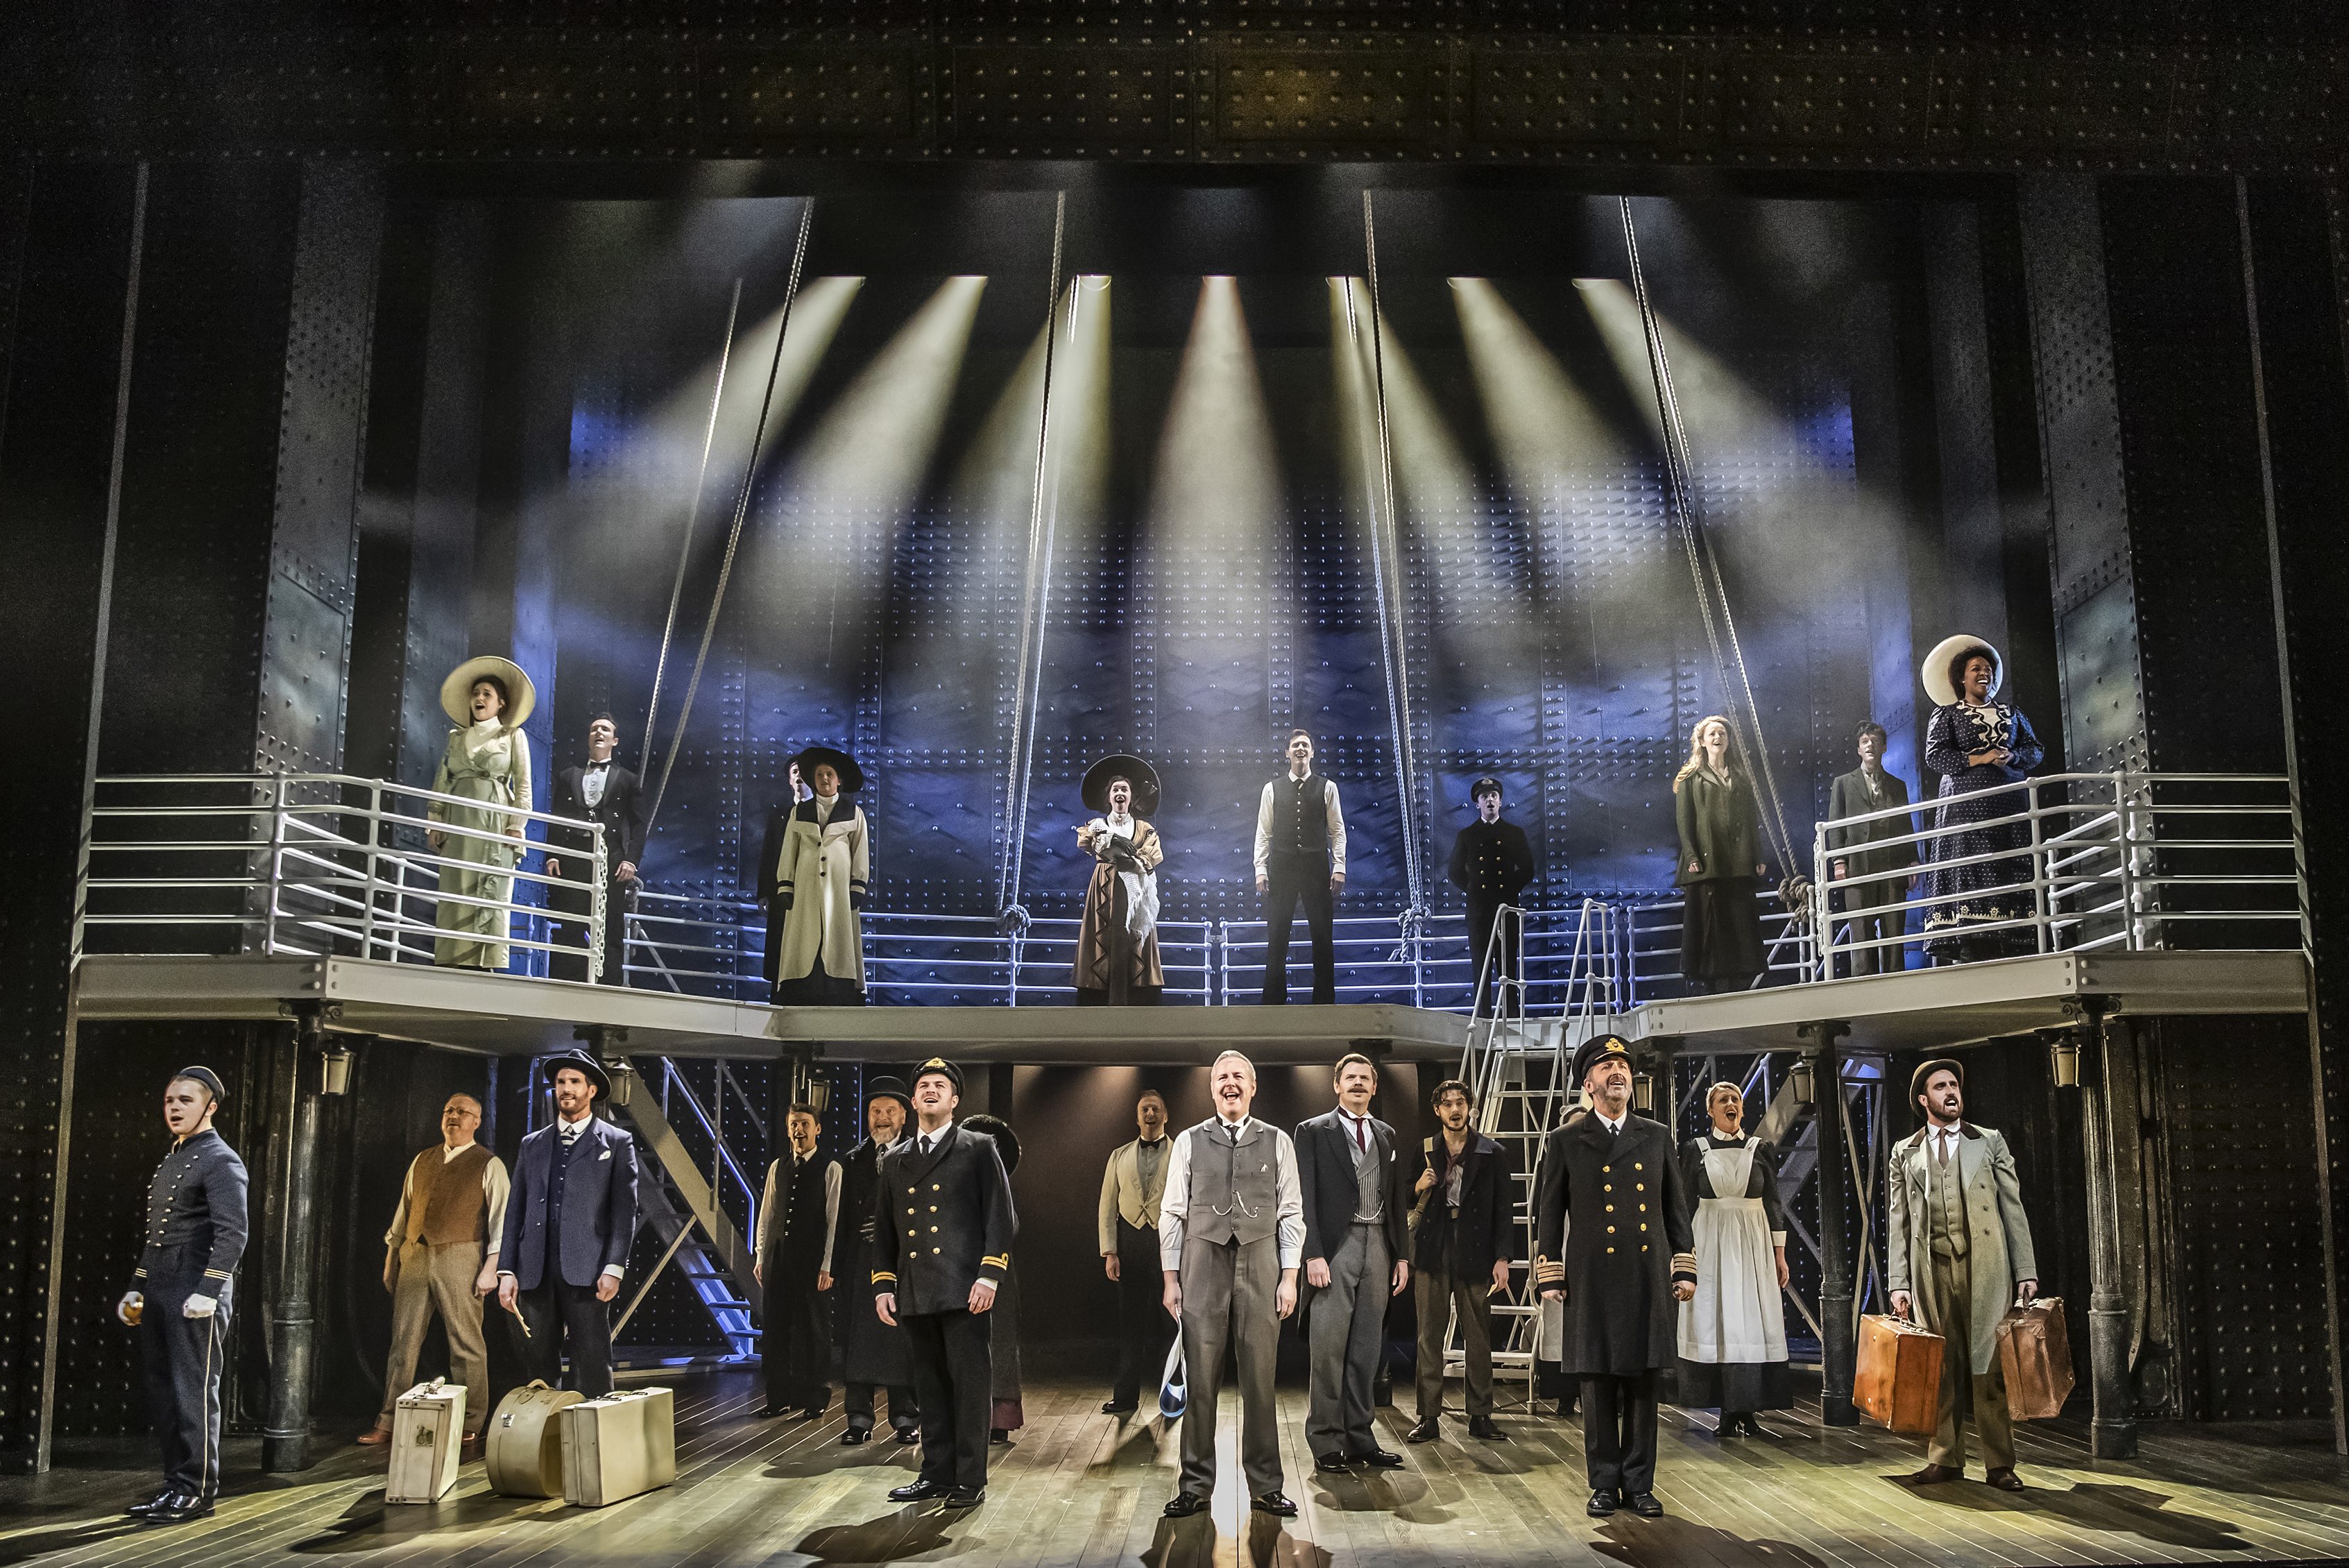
871 1057 1017 1510
1405 1078 1516 1445
546 713 646 985
1825 719 1919 975
1295 1052 1411 1473
495 1053 641 1396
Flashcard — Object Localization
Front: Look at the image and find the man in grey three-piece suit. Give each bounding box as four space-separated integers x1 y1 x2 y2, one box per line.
1826 719 1920 975
1295 1053 1412 1473
496 1053 641 1397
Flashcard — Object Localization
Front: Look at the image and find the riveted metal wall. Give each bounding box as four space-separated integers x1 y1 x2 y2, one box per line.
3 8 2346 174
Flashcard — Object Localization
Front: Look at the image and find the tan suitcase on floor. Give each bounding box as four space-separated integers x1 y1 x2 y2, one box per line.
1997 1297 2075 1420
1855 1313 1945 1435
486 1380 583 1498
385 1379 466 1503
560 1386 676 1508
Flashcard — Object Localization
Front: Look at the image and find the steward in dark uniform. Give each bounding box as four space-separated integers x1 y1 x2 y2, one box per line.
871 1059 1017 1508
836 1077 920 1444
118 1066 249 1525
1446 778 1536 1012
1534 1034 1695 1519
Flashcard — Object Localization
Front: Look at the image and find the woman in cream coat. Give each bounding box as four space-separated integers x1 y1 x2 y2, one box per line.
770 746 871 1005
429 656 535 970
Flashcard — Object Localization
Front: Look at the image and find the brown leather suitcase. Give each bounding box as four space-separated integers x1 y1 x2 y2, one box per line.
1855 1313 1944 1435
1996 1297 2074 1420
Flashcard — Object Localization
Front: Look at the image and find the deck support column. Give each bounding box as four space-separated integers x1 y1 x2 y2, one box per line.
2077 1008 2140 1457
1804 1021 1858 1425
263 1008 327 1472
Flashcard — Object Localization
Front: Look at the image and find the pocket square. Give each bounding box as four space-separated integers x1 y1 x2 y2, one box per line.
599 1149 613 1161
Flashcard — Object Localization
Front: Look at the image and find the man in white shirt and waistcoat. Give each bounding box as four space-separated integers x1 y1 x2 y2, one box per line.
358 1092 510 1459
1097 1088 1177 1416
1158 1051 1305 1521
756 1102 842 1420
1254 731 1347 1004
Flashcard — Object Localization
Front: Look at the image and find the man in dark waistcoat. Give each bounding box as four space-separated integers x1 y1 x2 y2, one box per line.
496 1054 640 1397
836 1076 920 1445
1296 1053 1411 1473
1534 1034 1696 1520
1448 777 1537 1012
756 1102 840 1419
1825 720 1920 976
546 712 647 985
1406 1077 1517 1445
118 1066 248 1525
1254 730 1348 1004
872 1058 1016 1510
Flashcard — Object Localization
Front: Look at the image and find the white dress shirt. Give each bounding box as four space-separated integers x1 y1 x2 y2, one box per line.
383 1141 511 1259
583 758 611 808
1156 1114 1306 1272
758 1151 843 1275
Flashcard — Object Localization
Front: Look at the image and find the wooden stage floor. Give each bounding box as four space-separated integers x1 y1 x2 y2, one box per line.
8 1372 2349 1568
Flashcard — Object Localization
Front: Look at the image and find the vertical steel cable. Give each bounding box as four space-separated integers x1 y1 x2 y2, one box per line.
641 278 743 767
643 199 814 837
1618 197 1804 878
996 191 1070 923
1360 191 1429 918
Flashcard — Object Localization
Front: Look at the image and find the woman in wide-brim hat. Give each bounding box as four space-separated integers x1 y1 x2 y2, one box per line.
429 656 536 971
1073 756 1165 1005
1917 636 2045 965
771 744 871 1006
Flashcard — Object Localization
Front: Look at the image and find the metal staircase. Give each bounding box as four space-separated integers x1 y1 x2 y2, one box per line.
1444 899 1621 1405
607 1057 758 1358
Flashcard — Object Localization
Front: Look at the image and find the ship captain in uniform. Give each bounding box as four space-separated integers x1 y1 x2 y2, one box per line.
117 1066 249 1526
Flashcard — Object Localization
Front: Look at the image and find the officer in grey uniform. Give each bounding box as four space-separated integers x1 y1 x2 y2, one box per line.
117 1066 249 1525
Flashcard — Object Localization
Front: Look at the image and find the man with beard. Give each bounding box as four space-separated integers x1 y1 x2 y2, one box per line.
834 1077 921 1445
1533 1034 1695 1520
1886 1059 2038 1490
872 1059 1016 1510
1405 1079 1515 1445
1158 1051 1305 1521
755 1103 841 1420
1097 1089 1177 1416
496 1055 640 1396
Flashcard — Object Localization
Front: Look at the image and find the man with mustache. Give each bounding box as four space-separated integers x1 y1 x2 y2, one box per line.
496 1054 640 1396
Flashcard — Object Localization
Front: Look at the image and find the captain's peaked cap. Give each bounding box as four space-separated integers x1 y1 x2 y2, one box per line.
1569 1033 1635 1089
910 1057 964 1096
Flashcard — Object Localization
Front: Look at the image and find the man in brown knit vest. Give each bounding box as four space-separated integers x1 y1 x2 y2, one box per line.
358 1093 511 1458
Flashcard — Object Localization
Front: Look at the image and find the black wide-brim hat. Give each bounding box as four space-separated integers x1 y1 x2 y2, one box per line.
540 1051 613 1102
911 1056 964 1097
864 1075 913 1114
1082 755 1160 817
962 1113 1021 1175
792 745 866 794
1569 1032 1635 1089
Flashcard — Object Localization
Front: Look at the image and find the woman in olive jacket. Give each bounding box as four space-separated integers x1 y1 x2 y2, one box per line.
1673 716 1769 993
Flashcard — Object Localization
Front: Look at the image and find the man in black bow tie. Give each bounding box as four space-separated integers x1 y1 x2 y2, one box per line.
547 713 646 985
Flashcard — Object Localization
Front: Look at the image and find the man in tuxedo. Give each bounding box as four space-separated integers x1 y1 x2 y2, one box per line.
495 1054 641 1395
1295 1053 1411 1474
547 713 645 985
1826 720 1919 976
757 756 810 992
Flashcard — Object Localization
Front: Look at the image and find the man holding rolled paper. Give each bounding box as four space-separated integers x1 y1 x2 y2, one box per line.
1885 1058 2038 1490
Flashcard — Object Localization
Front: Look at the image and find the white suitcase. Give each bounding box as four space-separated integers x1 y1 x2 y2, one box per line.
486 1380 583 1498
385 1379 466 1504
559 1386 676 1508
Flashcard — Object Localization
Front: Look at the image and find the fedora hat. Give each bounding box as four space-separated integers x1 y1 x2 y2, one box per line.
540 1051 613 1102
1082 755 1161 816
441 655 537 730
1921 635 2002 709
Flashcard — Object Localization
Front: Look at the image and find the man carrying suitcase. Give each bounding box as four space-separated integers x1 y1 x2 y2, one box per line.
1885 1058 2038 1491
871 1058 1016 1510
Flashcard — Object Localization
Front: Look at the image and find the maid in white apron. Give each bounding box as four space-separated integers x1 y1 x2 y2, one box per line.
1675 1081 1791 1435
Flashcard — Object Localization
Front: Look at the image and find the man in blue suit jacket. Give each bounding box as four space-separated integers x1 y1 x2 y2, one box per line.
496 1053 640 1396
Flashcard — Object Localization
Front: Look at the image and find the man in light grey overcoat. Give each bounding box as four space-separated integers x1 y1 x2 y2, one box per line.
1885 1057 2039 1491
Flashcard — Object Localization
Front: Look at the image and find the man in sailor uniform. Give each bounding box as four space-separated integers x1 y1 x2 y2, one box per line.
117 1066 248 1525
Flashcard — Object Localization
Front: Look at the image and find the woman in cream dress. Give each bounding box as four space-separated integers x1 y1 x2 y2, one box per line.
428 656 535 970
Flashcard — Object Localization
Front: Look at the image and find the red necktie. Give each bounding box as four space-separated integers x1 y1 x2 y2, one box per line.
1351 1117 1367 1152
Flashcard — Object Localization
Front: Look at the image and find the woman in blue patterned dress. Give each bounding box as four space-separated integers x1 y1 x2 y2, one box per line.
1920 638 2044 964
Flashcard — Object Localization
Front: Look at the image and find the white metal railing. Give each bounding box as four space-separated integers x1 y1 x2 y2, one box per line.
81 772 606 974
1812 771 2299 976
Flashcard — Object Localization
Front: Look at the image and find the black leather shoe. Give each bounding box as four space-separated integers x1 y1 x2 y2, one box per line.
1467 1416 1507 1442
989 1428 1010 1445
1985 1467 2025 1492
797 1406 828 1422
943 1487 985 1509
1627 1491 1664 1518
1351 1447 1405 1469
149 1493 214 1524
1314 1452 1352 1474
1405 1419 1441 1444
1102 1399 1137 1415
125 1490 173 1517
894 1426 921 1445
1163 1492 1210 1518
1587 1488 1618 1517
755 1406 787 1419
839 1428 872 1446
889 1479 953 1503
1252 1491 1299 1517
